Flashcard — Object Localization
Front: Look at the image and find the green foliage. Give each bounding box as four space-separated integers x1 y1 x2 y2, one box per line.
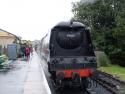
0 55 7 64
72 0 125 66
95 51 110 67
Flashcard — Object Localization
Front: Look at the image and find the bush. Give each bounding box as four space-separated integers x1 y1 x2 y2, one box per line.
95 51 111 67
0 55 8 64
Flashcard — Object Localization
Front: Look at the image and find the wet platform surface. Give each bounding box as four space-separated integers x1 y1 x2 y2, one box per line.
0 52 51 94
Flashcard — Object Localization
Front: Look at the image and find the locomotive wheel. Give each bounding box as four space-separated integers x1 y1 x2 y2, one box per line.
50 72 64 90
81 78 90 89
51 78 63 90
50 72 56 80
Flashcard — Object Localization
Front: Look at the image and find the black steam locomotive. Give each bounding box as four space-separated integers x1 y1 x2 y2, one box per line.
48 21 97 88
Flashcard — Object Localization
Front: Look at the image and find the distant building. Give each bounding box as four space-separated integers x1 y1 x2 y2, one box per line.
0 29 20 54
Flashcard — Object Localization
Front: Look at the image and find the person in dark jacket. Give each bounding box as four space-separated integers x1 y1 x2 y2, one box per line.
25 46 30 60
20 44 26 58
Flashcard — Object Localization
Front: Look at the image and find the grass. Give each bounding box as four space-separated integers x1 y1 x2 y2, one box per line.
95 51 125 81
99 65 125 81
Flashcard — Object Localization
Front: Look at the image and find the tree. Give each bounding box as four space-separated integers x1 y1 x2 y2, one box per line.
72 0 125 66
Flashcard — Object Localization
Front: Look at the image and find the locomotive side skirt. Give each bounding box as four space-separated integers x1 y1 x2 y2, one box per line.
49 56 96 71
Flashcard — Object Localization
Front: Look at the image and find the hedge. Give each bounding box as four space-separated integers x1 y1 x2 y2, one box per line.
95 51 111 67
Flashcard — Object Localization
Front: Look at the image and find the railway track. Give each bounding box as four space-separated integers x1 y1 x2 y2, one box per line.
49 75 114 94
92 70 125 94
50 78 89 94
41 58 113 94
41 57 123 94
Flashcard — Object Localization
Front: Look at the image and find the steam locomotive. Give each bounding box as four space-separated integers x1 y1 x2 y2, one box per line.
48 21 97 89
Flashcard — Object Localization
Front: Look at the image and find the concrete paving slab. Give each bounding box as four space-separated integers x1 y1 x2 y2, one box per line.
0 51 51 94
23 52 51 94
0 60 28 94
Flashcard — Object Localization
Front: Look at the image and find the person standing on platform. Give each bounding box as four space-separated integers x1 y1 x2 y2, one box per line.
20 44 26 59
25 46 30 60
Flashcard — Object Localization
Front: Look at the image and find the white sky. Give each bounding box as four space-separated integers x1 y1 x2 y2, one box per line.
0 0 79 41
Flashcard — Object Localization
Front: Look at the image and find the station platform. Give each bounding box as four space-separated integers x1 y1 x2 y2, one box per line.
0 51 51 94
23 52 51 94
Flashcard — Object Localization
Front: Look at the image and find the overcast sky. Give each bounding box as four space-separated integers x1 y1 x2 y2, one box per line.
0 0 80 41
